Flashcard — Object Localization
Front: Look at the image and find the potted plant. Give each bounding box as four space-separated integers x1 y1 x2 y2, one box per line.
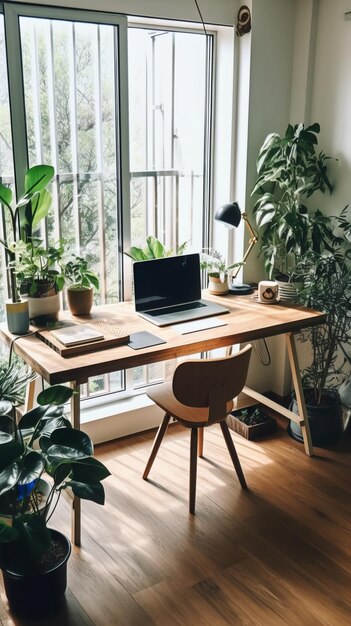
227 406 277 440
11 237 66 324
64 254 100 316
0 355 36 422
200 249 243 295
0 165 54 333
288 220 351 446
251 122 334 300
0 383 110 618
125 235 187 261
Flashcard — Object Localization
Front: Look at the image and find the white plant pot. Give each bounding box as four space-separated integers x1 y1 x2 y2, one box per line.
28 294 60 323
208 276 229 295
277 281 303 302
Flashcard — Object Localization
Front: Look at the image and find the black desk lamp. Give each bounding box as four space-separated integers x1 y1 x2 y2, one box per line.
215 202 258 295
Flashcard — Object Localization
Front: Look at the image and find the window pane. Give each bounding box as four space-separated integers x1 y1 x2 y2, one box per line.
20 17 121 305
0 15 14 318
128 27 211 253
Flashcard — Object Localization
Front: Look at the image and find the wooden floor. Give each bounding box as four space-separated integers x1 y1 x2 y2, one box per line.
1 416 351 626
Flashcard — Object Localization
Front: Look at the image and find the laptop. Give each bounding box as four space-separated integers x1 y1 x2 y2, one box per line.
133 253 229 327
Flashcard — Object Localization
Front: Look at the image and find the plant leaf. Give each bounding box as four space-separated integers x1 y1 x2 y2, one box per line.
37 385 74 406
18 451 45 487
0 460 21 496
71 457 111 483
48 427 93 455
69 480 105 505
23 165 55 196
0 184 13 212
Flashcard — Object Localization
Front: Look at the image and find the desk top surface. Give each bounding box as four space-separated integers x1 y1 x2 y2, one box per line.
0 293 326 385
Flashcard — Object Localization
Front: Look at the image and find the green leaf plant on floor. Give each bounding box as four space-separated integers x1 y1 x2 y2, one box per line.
0 384 110 572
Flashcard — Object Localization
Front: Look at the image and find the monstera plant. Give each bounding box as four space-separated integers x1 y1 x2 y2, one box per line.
0 383 110 617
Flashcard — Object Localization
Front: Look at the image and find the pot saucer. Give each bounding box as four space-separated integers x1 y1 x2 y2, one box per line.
251 295 281 305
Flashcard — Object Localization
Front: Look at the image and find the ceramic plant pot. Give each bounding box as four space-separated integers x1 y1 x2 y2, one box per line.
277 280 303 302
208 275 229 296
288 389 342 447
5 299 29 335
67 287 94 316
28 293 60 324
0 529 71 618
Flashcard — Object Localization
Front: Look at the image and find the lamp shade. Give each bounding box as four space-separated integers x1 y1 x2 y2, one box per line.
214 202 241 228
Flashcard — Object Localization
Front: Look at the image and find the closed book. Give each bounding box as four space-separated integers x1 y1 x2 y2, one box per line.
50 324 104 347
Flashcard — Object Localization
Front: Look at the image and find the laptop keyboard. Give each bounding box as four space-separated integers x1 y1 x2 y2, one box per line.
145 301 205 317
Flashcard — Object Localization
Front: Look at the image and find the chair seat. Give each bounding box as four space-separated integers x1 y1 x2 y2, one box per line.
147 382 234 428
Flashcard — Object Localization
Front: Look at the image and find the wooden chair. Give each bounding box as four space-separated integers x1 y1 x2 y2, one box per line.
143 344 252 513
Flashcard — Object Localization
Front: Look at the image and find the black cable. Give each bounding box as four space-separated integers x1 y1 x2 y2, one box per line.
253 338 271 367
194 0 208 36
8 331 38 368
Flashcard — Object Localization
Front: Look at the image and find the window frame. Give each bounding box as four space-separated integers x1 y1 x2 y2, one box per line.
3 2 131 300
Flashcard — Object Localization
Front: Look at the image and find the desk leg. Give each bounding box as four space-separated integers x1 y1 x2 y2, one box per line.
71 381 81 546
24 377 37 412
286 333 314 457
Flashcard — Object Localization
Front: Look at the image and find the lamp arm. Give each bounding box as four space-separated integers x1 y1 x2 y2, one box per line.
231 213 258 279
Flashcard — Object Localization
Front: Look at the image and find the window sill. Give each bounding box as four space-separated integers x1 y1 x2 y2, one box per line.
81 393 163 444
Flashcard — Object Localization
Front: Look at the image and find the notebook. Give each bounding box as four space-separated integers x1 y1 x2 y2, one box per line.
51 324 104 347
133 253 229 327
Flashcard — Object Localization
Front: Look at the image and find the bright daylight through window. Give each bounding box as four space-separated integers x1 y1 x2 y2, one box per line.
0 6 213 405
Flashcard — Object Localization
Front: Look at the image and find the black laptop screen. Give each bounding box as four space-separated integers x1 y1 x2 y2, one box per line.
133 253 202 312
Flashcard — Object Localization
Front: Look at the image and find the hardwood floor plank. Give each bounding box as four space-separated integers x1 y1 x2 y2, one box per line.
1 422 350 625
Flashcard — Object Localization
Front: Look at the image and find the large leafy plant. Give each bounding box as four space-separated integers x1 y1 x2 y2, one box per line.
11 237 66 296
0 165 54 302
252 123 334 279
125 235 187 261
294 213 351 405
0 357 36 410
200 249 243 282
0 384 110 571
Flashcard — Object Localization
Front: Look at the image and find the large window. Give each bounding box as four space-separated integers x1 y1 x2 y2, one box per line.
1 4 214 403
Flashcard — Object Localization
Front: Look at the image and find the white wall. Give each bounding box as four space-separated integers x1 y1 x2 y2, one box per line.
7 0 237 26
241 0 296 285
310 0 351 214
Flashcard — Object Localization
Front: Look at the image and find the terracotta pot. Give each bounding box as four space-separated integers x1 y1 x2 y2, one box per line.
208 275 229 295
67 287 93 316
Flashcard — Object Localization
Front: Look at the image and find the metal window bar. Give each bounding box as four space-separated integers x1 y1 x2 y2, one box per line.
130 169 180 244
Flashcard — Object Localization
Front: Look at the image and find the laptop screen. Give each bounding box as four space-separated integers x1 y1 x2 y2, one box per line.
133 253 202 312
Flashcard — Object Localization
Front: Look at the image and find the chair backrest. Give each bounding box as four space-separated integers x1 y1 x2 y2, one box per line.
172 344 252 424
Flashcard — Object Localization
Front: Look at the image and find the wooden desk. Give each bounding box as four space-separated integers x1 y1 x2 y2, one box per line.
0 294 326 544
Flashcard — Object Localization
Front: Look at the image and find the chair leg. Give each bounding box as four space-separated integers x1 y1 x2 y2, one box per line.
198 427 204 457
220 421 247 489
189 428 198 514
143 413 171 480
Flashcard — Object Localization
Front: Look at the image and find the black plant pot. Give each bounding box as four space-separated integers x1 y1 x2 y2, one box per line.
1 529 71 618
288 390 342 447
